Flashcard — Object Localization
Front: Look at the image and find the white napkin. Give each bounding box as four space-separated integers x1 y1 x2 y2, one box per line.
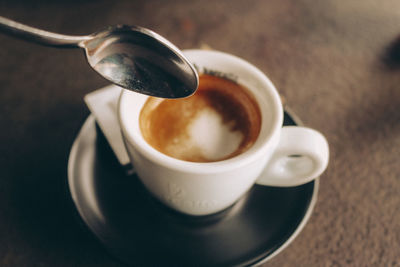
84 85 131 168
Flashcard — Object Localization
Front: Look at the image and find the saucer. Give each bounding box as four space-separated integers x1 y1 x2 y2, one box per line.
68 109 318 266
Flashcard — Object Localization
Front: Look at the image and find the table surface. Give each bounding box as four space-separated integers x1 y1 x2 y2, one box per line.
1 0 399 266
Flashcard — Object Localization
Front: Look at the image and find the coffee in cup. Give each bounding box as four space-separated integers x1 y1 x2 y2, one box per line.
139 74 262 162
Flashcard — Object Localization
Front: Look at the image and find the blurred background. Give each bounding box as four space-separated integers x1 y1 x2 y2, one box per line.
1 0 400 266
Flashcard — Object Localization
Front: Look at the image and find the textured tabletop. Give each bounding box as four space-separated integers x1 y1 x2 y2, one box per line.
1 0 399 266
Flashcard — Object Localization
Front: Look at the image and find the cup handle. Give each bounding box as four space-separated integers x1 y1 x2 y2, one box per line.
256 126 329 187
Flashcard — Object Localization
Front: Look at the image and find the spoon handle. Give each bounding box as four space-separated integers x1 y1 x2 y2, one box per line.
0 16 91 47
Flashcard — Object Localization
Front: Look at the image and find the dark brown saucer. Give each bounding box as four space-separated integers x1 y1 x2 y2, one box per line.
67 109 318 266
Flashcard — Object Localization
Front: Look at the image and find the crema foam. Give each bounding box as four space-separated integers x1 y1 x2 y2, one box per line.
139 74 262 162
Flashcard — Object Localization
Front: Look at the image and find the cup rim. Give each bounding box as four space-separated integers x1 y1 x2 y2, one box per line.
118 49 283 174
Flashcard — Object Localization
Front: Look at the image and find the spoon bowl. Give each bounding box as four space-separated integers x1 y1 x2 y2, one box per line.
83 25 198 98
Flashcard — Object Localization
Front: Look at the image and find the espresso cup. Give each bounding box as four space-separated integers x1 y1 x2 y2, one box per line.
118 49 329 216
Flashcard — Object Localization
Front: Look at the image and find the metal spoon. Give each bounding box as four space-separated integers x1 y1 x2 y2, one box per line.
0 16 198 98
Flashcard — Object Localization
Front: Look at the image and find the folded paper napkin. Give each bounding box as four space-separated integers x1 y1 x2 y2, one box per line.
84 85 131 167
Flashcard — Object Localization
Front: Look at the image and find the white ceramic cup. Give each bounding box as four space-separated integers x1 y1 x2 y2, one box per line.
118 49 329 216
